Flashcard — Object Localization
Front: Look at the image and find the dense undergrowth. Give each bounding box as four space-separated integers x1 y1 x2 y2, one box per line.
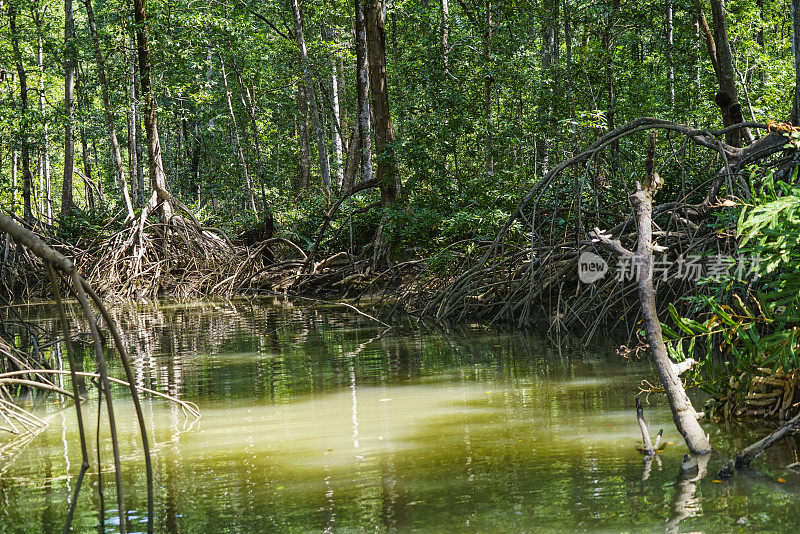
665 165 800 422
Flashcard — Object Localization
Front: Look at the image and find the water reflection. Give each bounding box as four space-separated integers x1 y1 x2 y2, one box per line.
1 298 799 532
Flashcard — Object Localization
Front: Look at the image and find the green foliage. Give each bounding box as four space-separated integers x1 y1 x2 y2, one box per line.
1 0 798 274
664 167 800 402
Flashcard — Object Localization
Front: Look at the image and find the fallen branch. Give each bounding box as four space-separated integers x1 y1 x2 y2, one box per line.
636 396 656 456
734 411 800 469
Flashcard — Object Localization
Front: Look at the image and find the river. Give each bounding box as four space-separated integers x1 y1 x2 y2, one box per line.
0 298 798 532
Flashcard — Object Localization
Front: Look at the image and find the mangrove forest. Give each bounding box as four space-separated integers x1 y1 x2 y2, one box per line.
1 0 800 531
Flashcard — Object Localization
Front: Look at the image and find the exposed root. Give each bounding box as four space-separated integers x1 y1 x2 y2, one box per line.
717 368 800 421
80 203 241 298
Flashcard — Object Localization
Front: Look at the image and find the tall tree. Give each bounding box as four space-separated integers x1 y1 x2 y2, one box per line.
483 0 494 176
134 0 173 220
127 35 146 207
32 4 52 224
297 81 311 190
354 0 373 185
7 2 34 222
696 0 752 145
441 0 450 72
542 0 559 69
323 26 345 187
793 0 800 124
667 0 675 108
83 0 136 220
75 68 96 211
291 0 332 198
62 0 76 215
365 0 401 268
365 0 400 203
232 62 275 238
219 56 257 213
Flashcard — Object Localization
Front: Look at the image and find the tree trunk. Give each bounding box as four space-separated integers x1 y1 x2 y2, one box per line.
75 65 95 212
633 135 710 454
84 0 136 220
133 0 173 220
331 71 344 187
291 0 332 198
233 64 275 239
631 217 707 453
542 0 559 69
62 0 76 215
127 35 145 208
336 57 348 154
365 0 401 269
297 81 311 190
220 57 257 213
792 0 800 124
8 4 34 222
594 133 712 455
342 127 360 192
324 26 345 187
667 0 675 109
709 0 741 145
483 0 494 177
365 0 401 203
11 146 18 214
355 0 373 183
563 0 574 110
79 125 95 211
441 0 450 72
33 5 52 224
696 0 752 145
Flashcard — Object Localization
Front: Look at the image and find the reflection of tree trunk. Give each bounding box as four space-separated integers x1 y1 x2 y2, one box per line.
665 454 709 533
164 427 181 533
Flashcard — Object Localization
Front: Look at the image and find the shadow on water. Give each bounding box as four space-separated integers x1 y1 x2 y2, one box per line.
1 297 799 532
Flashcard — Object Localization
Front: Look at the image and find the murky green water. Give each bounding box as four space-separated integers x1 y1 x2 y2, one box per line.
1 298 799 532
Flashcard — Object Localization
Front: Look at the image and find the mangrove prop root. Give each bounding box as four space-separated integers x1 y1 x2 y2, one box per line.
0 214 154 533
